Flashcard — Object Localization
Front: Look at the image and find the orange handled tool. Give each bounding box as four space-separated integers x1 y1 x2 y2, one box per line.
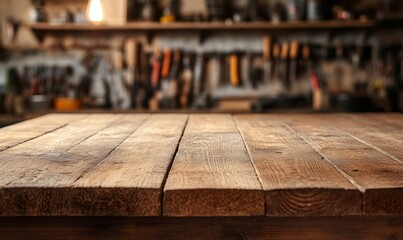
151 48 162 88
230 53 240 86
161 48 172 79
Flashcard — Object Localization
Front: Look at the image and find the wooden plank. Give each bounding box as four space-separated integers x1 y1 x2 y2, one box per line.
3 114 122 156
70 114 188 216
283 115 403 216
0 114 88 152
163 114 264 217
324 114 403 164
234 115 362 216
0 115 152 216
0 114 121 186
0 217 402 240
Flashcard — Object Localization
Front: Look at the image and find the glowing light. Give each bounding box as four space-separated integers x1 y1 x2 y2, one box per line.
86 0 104 24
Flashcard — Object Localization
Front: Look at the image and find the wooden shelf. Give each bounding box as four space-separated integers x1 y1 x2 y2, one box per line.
26 20 375 33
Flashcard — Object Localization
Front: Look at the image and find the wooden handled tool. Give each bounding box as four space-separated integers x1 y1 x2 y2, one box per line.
262 36 272 83
139 42 148 81
124 38 137 69
219 54 227 86
230 53 240 86
280 42 289 87
289 40 299 89
241 51 252 89
161 48 172 79
272 43 280 82
180 54 193 108
170 50 181 81
303 45 310 60
151 48 162 88
300 44 310 73
167 50 181 106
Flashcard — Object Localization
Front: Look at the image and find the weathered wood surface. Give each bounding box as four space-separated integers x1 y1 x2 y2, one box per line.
0 114 402 217
0 114 88 152
71 114 187 216
281 114 403 215
0 114 151 216
234 115 361 216
163 115 264 216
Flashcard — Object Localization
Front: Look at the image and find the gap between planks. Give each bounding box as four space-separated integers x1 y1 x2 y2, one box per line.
283 122 366 193
162 114 265 216
234 115 363 216
159 115 189 216
1 114 402 217
280 114 403 215
71 115 153 185
0 114 90 153
340 114 403 164
2 114 127 188
282 121 365 215
232 115 266 215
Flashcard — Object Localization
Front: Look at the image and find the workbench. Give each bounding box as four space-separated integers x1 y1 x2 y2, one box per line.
0 114 402 239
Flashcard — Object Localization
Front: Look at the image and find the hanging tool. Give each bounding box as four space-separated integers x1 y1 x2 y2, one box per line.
272 42 281 83
151 48 162 89
289 40 299 90
180 53 193 108
124 38 137 108
159 48 174 108
230 53 240 86
168 49 181 107
241 50 252 89
280 41 289 88
193 53 204 98
161 48 172 79
218 53 227 86
262 36 272 84
132 41 148 109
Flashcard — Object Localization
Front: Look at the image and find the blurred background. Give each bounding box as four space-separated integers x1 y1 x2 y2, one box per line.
0 0 402 126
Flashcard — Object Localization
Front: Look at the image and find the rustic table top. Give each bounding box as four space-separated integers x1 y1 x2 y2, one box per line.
0 113 402 217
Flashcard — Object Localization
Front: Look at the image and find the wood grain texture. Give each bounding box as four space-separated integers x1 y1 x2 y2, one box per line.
0 114 150 216
283 115 403 216
3 114 121 156
0 114 121 187
0 114 88 152
234 115 362 216
0 113 402 218
0 217 402 240
71 114 188 216
362 113 403 129
163 114 264 217
324 114 403 164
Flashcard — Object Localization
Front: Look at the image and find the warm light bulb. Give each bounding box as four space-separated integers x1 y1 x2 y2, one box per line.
86 0 104 24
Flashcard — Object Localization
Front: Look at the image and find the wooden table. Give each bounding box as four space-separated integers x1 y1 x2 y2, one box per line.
0 114 402 239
